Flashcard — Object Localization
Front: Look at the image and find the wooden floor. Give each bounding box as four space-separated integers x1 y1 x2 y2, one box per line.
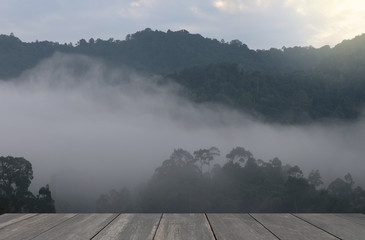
0 213 364 239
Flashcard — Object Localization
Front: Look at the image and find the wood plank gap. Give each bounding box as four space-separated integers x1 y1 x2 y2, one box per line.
204 213 217 240
0 213 39 230
291 214 342 240
248 213 280 240
90 213 121 240
29 214 79 240
152 213 163 240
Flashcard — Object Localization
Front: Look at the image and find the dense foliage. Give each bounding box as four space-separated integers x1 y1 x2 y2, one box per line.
0 28 334 79
1 29 365 123
0 156 55 214
170 63 364 123
96 147 365 213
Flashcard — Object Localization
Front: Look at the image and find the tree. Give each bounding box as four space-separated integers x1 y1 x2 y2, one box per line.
270 158 282 169
344 173 354 187
155 148 196 176
96 188 132 212
36 184 56 213
0 156 55 213
76 39 87 46
327 178 352 198
0 156 33 196
193 147 220 174
287 165 303 179
307 169 323 188
144 149 203 212
226 147 254 165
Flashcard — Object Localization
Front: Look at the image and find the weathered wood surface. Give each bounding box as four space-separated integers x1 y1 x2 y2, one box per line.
0 213 37 229
0 213 76 240
207 213 278 240
93 214 161 240
295 213 365 240
335 213 365 226
33 213 117 240
154 214 215 240
250 213 338 240
0 213 364 239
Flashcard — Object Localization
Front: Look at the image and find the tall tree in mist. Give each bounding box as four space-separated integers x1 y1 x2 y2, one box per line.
308 169 323 188
193 147 220 174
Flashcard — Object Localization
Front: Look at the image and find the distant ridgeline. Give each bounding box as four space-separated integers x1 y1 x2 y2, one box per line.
1 29 365 123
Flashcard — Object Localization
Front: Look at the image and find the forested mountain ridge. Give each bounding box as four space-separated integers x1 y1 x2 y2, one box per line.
2 28 362 79
170 62 363 123
1 29 365 123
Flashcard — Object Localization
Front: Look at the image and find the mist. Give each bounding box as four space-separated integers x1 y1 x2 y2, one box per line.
1 53 364 211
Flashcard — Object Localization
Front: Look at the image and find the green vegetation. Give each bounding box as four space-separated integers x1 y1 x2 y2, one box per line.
169 62 363 123
97 147 365 213
1 28 365 123
0 156 55 214
1 29 365 212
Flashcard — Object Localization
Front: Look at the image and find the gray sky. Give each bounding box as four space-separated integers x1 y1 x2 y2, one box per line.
1 0 365 49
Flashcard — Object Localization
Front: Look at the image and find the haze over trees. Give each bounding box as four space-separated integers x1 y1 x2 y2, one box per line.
96 146 365 213
1 28 365 213
1 29 365 123
1 149 363 213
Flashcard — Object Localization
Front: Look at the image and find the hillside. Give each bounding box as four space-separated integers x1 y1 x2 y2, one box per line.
0 28 335 78
1 29 365 123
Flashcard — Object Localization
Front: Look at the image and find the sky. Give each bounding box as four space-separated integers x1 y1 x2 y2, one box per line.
1 0 365 49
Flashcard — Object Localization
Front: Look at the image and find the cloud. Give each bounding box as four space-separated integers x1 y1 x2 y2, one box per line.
212 0 272 13
213 0 249 14
284 0 365 46
1 0 365 49
1 53 365 211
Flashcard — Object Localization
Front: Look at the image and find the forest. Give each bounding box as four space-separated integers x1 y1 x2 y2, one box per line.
95 147 365 213
2 146 364 214
1 29 365 123
1 28 365 213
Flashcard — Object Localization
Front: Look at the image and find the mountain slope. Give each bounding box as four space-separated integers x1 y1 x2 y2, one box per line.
1 29 365 123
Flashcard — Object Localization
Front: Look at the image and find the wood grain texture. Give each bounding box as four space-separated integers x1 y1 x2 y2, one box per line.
154 214 215 240
33 213 117 240
335 213 365 227
295 213 365 240
207 213 278 240
1 213 364 239
93 213 161 240
0 213 76 240
0 213 37 229
251 213 338 240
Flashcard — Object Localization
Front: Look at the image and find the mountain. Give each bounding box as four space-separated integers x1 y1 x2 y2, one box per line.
1 29 365 123
0 28 336 79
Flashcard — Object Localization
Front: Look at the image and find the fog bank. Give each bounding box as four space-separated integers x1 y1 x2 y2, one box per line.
1 53 364 211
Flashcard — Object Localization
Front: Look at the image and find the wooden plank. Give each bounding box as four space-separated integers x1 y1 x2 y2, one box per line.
0 213 76 240
0 214 37 229
93 213 161 240
295 213 365 240
207 213 278 240
33 213 118 240
251 213 338 240
335 213 365 227
154 214 215 240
